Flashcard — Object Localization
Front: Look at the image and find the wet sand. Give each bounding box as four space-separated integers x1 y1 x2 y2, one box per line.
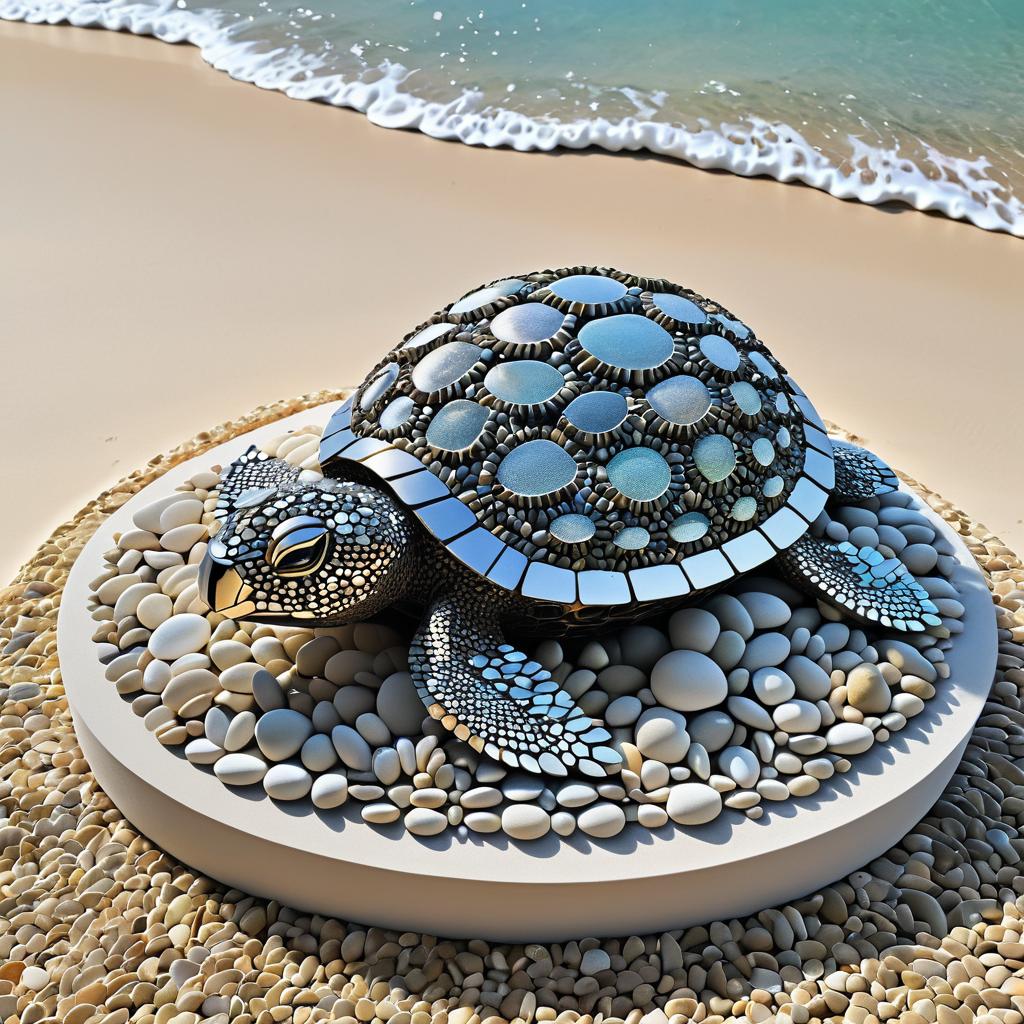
1 20 1021 584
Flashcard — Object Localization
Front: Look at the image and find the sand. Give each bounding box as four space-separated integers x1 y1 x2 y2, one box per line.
1 20 1021 585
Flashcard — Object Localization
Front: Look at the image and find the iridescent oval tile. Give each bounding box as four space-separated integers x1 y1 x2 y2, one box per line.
613 526 651 550
749 350 780 380
411 341 482 394
549 513 597 544
646 375 712 426
712 313 751 340
699 335 740 373
496 439 578 498
752 437 776 466
777 426 792 448
449 279 525 316
548 274 628 306
489 303 565 346
484 360 564 406
607 447 671 502
579 314 674 371
650 292 708 326
359 363 398 411
730 381 763 416
378 395 415 432
763 475 785 498
775 392 791 414
403 321 458 350
693 433 737 483
669 511 711 543
562 390 628 435
732 496 758 521
425 400 490 452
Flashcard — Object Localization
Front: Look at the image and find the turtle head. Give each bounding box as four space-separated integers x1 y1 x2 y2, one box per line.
199 447 416 626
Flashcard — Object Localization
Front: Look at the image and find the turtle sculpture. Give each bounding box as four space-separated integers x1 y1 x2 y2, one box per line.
200 266 941 779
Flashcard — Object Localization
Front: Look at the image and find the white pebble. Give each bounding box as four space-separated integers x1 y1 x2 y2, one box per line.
634 708 690 764
577 802 626 838
666 783 722 826
719 745 760 788
263 764 312 801
651 650 728 712
405 808 448 836
255 708 312 761
214 753 267 786
311 773 348 809
501 804 551 840
773 700 822 734
148 613 211 661
826 722 875 755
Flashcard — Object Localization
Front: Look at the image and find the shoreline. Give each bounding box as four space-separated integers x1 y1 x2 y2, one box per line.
1 20 1022 584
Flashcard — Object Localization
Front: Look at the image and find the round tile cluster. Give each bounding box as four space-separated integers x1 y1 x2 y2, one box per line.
347 268 805 571
86 424 965 840
3 391 1024 1024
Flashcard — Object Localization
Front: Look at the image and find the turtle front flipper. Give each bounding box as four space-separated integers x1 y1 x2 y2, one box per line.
409 587 621 778
777 534 943 634
832 440 899 501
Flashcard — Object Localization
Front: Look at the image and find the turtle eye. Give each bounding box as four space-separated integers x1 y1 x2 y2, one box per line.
267 517 330 577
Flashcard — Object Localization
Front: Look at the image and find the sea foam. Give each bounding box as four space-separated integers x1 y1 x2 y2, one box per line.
3 0 1022 237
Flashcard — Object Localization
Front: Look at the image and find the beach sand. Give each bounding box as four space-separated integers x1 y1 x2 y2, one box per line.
1 20 1021 585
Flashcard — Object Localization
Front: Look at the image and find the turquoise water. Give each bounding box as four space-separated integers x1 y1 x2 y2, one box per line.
5 0 1023 234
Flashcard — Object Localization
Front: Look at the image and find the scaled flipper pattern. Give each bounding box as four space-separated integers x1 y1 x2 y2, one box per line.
777 533 942 633
832 440 899 502
214 447 304 522
410 589 621 778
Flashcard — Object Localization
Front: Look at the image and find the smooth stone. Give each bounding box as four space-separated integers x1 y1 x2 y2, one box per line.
213 753 267 786
638 804 669 829
784 655 832 701
160 523 208 554
634 708 690 764
376 672 424 736
502 773 545 802
740 632 791 671
668 607 720 653
752 667 796 706
902 543 939 575
464 812 502 834
223 711 256 751
826 722 875 755
501 804 551 841
311 773 349 809
727 696 774 731
136 592 173 630
772 700 822 734
21 966 50 991
556 783 599 808
219 662 262 695
263 764 313 801
255 709 313 762
651 651 728 712
892 692 925 717
551 811 577 837
356 712 392 748
301 733 338 773
334 685 377 724
405 808 448 836
295 636 340 677
847 663 892 714
596 664 646 697
879 640 937 683
184 738 223 765
162 669 218 716
252 669 287 712
757 779 791 801
209 639 251 671
706 594 755 640
719 745 760 788
667 783 723 826
619 625 671 673
133 492 193 533
148 614 210 661
580 948 612 975
688 710 735 753
372 746 402 786
331 725 373 771
461 786 502 809
788 775 820 798
709 630 745 672
605 695 642 726
362 803 401 825
737 592 792 630
204 706 230 747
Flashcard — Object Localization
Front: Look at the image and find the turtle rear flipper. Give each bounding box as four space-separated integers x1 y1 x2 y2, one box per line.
777 534 943 634
832 440 899 502
410 587 621 778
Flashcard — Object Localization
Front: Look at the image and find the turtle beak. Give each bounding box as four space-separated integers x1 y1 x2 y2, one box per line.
199 549 256 619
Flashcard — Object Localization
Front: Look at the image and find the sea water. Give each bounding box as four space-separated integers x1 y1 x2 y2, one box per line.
4 0 1023 235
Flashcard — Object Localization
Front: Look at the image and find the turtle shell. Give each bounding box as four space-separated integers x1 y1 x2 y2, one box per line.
320 267 835 607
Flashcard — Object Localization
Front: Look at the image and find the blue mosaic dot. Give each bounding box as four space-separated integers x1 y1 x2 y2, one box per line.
607 447 671 502
652 292 708 326
613 526 651 550
490 302 565 345
425 400 490 452
548 274 627 305
359 363 398 410
774 392 790 414
497 439 578 497
379 395 414 431
647 375 712 426
749 350 780 380
777 426 792 448
693 433 736 482
763 476 785 498
549 513 596 544
669 512 710 543
732 496 758 521
450 279 525 315
752 437 776 466
403 321 457 350
411 341 482 393
579 314 674 371
485 360 564 405
730 381 762 416
712 313 751 340
699 335 740 372
563 391 628 434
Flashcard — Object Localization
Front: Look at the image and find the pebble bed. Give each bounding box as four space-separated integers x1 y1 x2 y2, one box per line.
2 393 1024 1024
83 425 966 840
